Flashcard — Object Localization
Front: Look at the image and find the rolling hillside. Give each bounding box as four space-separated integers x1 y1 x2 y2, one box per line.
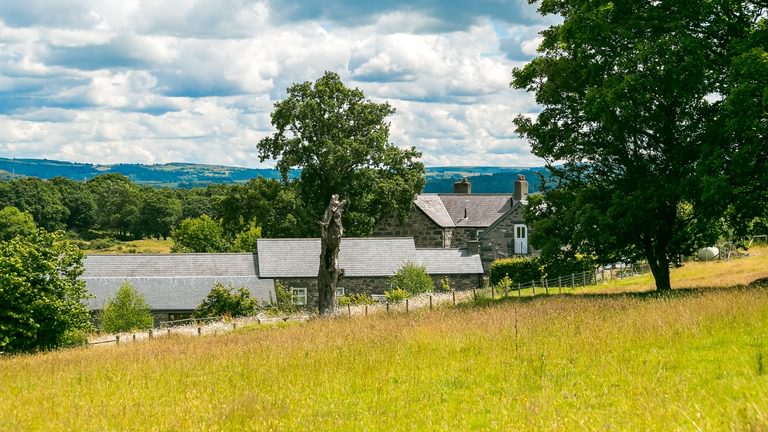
0 158 548 193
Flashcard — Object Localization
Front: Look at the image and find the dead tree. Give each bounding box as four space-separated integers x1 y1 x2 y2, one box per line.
318 194 346 315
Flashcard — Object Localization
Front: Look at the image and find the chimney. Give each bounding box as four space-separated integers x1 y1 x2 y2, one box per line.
466 240 480 255
453 177 471 194
514 174 528 202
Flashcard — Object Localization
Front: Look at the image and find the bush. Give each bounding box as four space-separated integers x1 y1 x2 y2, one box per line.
390 262 434 294
171 215 228 253
490 256 544 285
338 293 375 307
101 283 153 333
539 251 596 279
264 281 298 315
194 282 259 319
439 276 453 292
384 288 410 304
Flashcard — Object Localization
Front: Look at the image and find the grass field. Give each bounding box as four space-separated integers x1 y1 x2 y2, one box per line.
2 250 768 430
85 238 173 254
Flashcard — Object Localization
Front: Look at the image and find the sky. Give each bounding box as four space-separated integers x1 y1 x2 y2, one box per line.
0 0 554 168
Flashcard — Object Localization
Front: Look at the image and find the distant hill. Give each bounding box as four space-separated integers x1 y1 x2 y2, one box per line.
0 158 549 193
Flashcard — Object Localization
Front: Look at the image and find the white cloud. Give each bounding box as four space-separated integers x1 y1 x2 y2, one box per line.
0 0 547 167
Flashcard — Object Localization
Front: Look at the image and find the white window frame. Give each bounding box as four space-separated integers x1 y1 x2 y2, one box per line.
336 286 345 297
291 287 307 306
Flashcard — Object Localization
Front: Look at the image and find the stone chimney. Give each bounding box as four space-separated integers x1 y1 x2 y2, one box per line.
514 174 528 202
453 177 471 194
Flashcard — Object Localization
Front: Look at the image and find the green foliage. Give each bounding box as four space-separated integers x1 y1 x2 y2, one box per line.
510 1 766 291
495 275 513 294
0 206 37 241
257 71 425 236
0 177 69 231
439 276 453 292
171 215 229 253
87 174 141 239
134 188 182 239
194 282 259 319
490 257 544 286
337 293 375 307
390 262 434 294
384 288 410 304
265 281 298 315
230 221 262 252
0 230 92 353
100 283 153 333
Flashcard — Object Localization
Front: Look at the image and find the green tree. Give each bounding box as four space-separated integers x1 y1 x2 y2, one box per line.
1 178 68 231
100 283 153 333
0 230 92 353
0 206 37 241
50 177 97 233
219 178 311 238
194 283 259 318
390 262 434 295
511 0 765 291
87 174 142 239
134 188 183 239
257 71 425 236
230 221 262 252
171 215 228 252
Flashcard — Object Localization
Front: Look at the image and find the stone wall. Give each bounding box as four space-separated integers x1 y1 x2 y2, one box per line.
372 207 446 248
279 273 482 310
478 205 529 270
447 227 478 249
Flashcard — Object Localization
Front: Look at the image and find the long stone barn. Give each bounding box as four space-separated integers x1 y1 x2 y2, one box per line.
82 237 483 322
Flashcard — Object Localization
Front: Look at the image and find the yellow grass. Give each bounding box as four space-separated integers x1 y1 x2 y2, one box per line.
1 247 767 430
87 238 173 254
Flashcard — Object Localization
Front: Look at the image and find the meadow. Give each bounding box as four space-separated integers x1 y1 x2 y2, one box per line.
1 249 767 431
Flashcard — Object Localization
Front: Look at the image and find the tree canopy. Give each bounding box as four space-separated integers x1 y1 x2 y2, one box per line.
257 71 425 236
0 230 92 352
100 283 153 333
512 0 767 291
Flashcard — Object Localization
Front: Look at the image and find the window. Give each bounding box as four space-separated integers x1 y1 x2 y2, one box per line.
291 287 307 306
336 287 345 297
516 226 526 239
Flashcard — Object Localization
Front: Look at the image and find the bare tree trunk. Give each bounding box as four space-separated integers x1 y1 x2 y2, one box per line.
318 194 346 315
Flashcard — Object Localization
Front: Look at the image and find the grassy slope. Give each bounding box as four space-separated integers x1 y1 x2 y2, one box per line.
85 238 173 254
2 252 768 430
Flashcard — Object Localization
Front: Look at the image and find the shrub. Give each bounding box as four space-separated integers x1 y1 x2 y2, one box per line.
338 293 375 307
384 288 410 304
230 221 262 252
101 283 153 333
539 251 596 279
439 276 453 292
390 262 434 294
265 281 298 315
194 282 259 319
490 256 544 285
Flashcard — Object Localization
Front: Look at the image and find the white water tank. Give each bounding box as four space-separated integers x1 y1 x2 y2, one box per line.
697 247 719 261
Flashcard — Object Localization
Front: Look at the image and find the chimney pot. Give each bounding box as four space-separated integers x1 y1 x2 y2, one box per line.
453 177 471 194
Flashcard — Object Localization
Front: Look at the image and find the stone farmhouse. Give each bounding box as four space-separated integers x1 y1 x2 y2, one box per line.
373 175 534 270
83 237 483 323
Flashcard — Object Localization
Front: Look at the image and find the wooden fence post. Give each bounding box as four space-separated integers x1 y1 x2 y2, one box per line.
132 334 136 342
233 322 237 330
386 302 390 314
406 299 409 313
149 329 153 340
197 327 201 336
115 335 120 345
472 286 477 300
452 291 456 306
365 304 368 317
531 280 536 296
491 284 495 299
544 279 549 295
429 295 433 310
167 329 171 337
347 304 352 317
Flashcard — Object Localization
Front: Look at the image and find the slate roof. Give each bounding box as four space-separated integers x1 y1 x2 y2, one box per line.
83 254 275 311
414 194 516 228
257 237 483 278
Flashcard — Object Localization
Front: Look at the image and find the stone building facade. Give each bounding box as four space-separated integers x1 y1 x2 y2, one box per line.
374 175 535 271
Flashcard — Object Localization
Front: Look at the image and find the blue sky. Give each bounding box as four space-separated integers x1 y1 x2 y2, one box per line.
0 0 552 167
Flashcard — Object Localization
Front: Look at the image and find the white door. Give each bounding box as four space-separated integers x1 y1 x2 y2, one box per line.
514 224 527 254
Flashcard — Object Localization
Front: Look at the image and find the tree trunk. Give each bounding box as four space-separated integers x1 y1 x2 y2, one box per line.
645 241 672 292
318 194 346 315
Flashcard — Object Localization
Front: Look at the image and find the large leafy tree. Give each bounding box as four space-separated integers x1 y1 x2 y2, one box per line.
87 174 141 239
512 0 766 291
50 177 97 233
171 215 229 253
0 206 37 241
257 71 425 236
0 178 68 231
0 230 92 352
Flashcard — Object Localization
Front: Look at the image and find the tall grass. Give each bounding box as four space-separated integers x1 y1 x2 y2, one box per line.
2 248 767 430
2 283 767 430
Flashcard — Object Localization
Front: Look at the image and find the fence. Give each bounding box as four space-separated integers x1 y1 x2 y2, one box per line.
495 262 653 296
